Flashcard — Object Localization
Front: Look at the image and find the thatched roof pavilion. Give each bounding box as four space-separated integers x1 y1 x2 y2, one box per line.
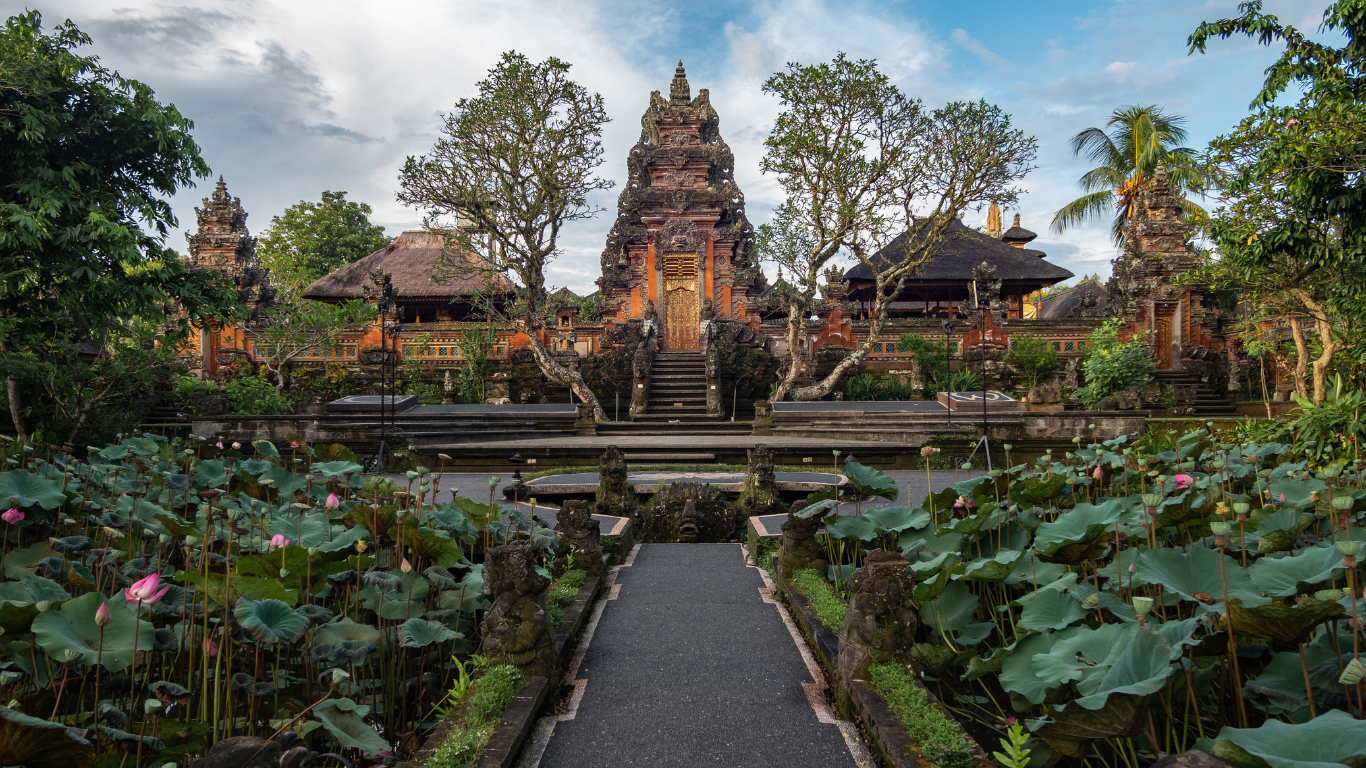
303 231 513 323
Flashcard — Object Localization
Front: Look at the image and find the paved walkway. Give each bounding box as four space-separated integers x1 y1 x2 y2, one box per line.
519 544 870 768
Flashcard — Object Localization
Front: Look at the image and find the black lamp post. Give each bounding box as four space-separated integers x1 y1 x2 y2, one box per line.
940 319 953 427
509 453 525 506
375 278 398 474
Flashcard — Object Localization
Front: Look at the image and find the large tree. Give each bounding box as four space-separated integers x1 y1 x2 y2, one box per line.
1191 0 1366 402
256 190 392 300
760 54 1036 401
0 12 241 441
397 52 612 419
248 299 378 396
1050 105 1208 242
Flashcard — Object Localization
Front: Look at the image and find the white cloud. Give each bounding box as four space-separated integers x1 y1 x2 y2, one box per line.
1103 61 1137 74
950 28 1007 66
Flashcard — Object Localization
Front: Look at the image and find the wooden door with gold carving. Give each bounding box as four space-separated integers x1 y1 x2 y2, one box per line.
662 255 699 351
1154 314 1173 369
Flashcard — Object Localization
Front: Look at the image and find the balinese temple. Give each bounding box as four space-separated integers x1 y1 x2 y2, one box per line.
596 62 764 351
303 230 513 324
842 209 1073 320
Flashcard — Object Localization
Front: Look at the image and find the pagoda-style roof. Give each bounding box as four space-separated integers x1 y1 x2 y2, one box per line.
845 218 1073 285
1038 279 1108 319
303 231 513 302
1000 213 1038 247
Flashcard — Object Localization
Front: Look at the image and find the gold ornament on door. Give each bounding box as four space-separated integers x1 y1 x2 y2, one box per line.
663 255 699 351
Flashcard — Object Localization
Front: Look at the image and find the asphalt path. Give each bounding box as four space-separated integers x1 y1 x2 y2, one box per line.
536 544 862 767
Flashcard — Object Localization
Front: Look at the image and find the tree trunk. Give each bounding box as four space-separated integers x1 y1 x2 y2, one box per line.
5 376 27 442
1288 317 1310 401
523 330 605 421
789 310 887 401
772 297 807 402
1294 291 1340 405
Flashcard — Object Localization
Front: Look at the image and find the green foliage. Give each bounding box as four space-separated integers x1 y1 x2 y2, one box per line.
869 662 979 768
994 723 1032 768
1285 374 1366 465
251 298 378 397
455 326 498 404
256 190 391 299
222 376 286 415
421 665 524 768
1005 333 1058 390
791 570 845 630
1073 318 1154 406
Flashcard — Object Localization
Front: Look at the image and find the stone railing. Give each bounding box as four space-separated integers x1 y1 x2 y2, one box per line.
628 330 656 419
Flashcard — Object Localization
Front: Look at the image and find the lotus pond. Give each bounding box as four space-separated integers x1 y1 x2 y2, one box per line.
0 434 557 767
795 431 1366 768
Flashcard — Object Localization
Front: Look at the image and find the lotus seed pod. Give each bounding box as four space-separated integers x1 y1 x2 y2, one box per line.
308 547 318 557
1083 593 1100 608
184 535 199 547
144 699 162 715
35 600 51 612
489 476 499 487
159 534 172 546
960 462 972 471
61 649 83 663
1340 658 1366 686
1088 424 1096 430
1334 540 1363 557
1322 464 1342 479
989 469 1002 477
1332 494 1354 511
1142 494 1163 508
1132 596 1154 616
1314 589 1344 601
1232 502 1251 516
1210 521 1232 536
1003 444 1013 451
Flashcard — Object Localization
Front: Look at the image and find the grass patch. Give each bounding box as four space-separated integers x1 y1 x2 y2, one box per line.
868 662 978 768
546 569 587 629
791 569 845 630
421 664 525 768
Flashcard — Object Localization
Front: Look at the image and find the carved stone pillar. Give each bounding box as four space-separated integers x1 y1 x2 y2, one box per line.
480 544 559 680
555 500 604 580
752 399 773 436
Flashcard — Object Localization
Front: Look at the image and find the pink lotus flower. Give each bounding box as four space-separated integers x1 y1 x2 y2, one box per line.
124 573 171 605
1174 474 1194 489
94 602 112 627
203 638 218 657
1092 466 1104 481
231 442 241 450
952 495 976 510
400 558 412 573
216 441 223 449
1280 493 1287 503
290 441 299 448
325 492 339 509
269 534 290 550
1 508 22 525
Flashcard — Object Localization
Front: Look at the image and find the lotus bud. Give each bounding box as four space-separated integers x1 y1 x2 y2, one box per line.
326 492 340 509
1340 658 1366 686
35 600 51 612
231 442 241 450
269 534 290 549
1082 593 1100 608
95 602 112 627
1128 564 1136 574
1132 596 1154 616
1333 494 1355 511
203 638 218 656
1 508 21 525
1092 466 1103 481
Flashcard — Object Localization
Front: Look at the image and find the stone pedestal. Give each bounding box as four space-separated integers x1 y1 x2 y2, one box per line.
575 401 596 435
752 400 773 436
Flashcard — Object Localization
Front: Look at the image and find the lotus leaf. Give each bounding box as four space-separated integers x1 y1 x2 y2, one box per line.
1017 589 1089 632
794 499 840 520
312 461 363 479
1268 477 1327 508
897 526 961 555
911 643 963 675
251 439 280 458
922 486 959 516
1151 617 1203 660
1252 509 1317 554
861 506 929 532
32 593 152 672
1202 709 1366 768
1033 692 1151 757
314 526 368 555
266 515 333 548
296 605 335 625
396 618 460 647
1132 547 1269 610
175 572 297 607
235 598 308 644
922 581 978 633
827 514 877 541
0 471 66 509
312 697 391 755
1034 498 1141 563
1069 628 1172 710
0 706 93 767
963 646 1009 681
1225 597 1344 647
842 460 897 500
1003 560 1070 588
194 460 228 489
1243 647 1335 714
954 622 995 646
955 549 1026 583
1011 474 1069 505
1249 544 1344 597
1031 622 1139 690
313 617 381 645
1000 631 1058 705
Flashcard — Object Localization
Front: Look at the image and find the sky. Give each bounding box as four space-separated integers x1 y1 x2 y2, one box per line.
3 0 1336 293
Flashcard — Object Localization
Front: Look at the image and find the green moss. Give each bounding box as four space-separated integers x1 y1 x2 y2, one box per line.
546 569 586 630
868 663 978 768
792 569 846 630
422 664 525 768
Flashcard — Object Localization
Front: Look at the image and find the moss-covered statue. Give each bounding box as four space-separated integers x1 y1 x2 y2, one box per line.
633 482 737 543
555 499 604 580
736 444 785 518
777 499 828 580
834 549 916 710
596 445 633 518
480 543 559 680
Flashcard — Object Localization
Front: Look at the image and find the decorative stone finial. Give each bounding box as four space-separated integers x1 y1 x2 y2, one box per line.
985 201 1002 238
212 176 229 202
1012 213 1021 227
670 61 690 105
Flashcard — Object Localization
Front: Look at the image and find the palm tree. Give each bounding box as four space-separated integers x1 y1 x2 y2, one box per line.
1050 105 1207 243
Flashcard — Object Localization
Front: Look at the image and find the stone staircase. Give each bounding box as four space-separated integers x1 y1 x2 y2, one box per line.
634 352 719 423
1153 370 1237 416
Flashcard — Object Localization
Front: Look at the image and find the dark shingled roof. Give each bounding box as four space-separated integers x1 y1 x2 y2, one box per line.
1038 279 1107 319
303 231 514 301
845 218 1074 283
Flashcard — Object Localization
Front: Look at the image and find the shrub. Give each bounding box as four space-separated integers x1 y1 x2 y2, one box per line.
1072 318 1154 406
222 376 287 415
869 662 978 768
792 569 845 630
1004 332 1058 389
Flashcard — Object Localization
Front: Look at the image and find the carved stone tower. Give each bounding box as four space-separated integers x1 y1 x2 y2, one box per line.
1106 166 1219 370
186 177 274 317
597 62 759 351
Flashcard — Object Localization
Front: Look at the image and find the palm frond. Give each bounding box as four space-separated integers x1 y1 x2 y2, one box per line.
1050 190 1115 234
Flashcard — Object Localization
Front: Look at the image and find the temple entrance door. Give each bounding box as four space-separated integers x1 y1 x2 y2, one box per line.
662 255 699 351
1154 311 1174 370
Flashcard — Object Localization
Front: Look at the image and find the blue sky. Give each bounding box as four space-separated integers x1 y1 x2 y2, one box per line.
3 0 1334 292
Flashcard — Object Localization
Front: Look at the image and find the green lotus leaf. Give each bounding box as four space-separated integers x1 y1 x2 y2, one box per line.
1247 509 1315 554
1249 544 1344 598
1031 622 1139 690
252 439 280 458
794 499 840 520
921 486 959 517
193 459 228 489
1000 631 1058 705
910 643 963 675
954 622 995 646
235 598 308 645
861 506 929 532
842 460 897 500
1202 709 1366 768
1268 477 1327 508
921 581 978 633
32 592 153 672
1242 647 1336 715
1035 498 1142 563
1017 588 1089 632
955 549 1025 583
1035 692 1151 757
0 471 66 510
1010 473 1069 505
313 617 381 645
0 706 93 767
312 697 391 755
827 514 877 541
313 526 368 556
963 645 1009 681
312 461 363 479
396 618 460 648
1151 617 1202 660
897 526 962 556
1003 559 1070 589
98 724 165 752
1132 547 1269 610
238 459 273 476
1070 628 1172 710
175 572 298 607
1225 596 1344 647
